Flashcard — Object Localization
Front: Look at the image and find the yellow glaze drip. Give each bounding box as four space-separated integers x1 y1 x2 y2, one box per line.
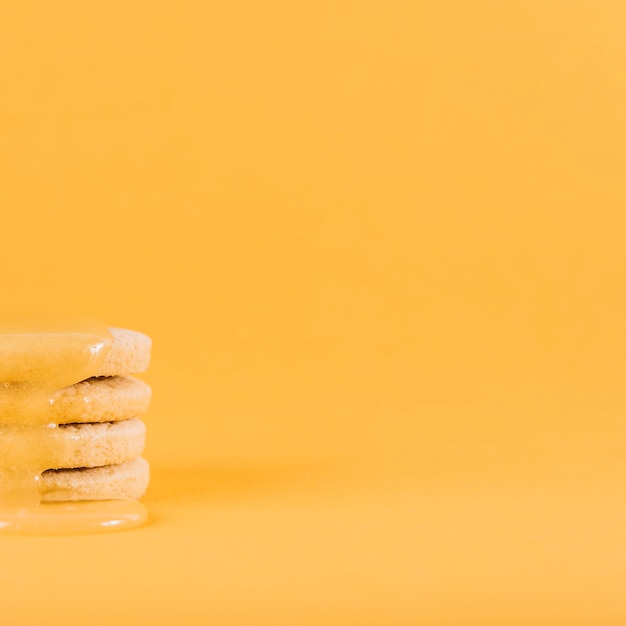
0 316 146 534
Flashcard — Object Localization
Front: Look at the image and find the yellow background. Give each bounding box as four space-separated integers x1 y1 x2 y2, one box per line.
2 1 626 624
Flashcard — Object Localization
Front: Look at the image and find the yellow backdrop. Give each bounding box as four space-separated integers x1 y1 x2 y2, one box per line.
2 1 626 624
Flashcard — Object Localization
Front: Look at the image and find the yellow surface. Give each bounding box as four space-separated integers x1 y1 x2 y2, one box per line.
2 1 626 623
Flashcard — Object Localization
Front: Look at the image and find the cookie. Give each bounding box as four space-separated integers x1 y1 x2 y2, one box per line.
0 327 151 383
41 458 150 502
98 328 152 377
0 418 145 470
50 376 152 424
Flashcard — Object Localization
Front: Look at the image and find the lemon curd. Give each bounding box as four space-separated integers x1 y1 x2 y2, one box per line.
0 317 147 534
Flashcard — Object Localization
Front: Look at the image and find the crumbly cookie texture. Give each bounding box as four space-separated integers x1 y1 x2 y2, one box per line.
98 328 152 377
40 458 150 502
46 418 146 469
50 375 151 424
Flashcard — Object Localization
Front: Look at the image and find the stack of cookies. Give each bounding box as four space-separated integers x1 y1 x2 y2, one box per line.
38 328 152 502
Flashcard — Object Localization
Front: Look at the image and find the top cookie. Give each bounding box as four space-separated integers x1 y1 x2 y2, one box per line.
97 328 152 377
0 324 151 383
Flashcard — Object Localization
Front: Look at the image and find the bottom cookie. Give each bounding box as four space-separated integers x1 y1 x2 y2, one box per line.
40 457 149 502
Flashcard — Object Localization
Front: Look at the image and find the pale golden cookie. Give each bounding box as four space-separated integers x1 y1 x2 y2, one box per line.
99 328 151 377
0 419 145 470
50 375 151 424
41 457 150 502
0 326 150 383
50 418 146 469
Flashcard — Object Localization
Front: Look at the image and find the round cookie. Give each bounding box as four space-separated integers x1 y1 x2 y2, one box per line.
41 458 150 502
0 419 145 470
98 328 152 377
50 375 151 424
0 327 150 384
50 418 146 469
